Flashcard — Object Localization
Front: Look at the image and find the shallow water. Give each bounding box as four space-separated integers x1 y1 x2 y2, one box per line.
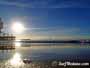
0 43 90 68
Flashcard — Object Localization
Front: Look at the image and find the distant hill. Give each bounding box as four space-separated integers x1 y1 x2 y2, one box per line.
19 39 90 43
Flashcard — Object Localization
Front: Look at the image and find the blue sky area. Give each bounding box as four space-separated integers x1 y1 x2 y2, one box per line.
0 0 90 40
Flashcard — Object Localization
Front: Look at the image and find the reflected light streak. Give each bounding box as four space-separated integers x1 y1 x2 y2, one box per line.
10 53 23 66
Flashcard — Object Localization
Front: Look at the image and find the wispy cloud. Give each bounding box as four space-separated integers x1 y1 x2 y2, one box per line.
24 26 90 36
0 0 48 8
0 1 31 8
48 0 90 8
24 27 80 36
0 0 89 8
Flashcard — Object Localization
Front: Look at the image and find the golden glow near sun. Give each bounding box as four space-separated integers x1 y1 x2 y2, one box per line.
11 22 24 33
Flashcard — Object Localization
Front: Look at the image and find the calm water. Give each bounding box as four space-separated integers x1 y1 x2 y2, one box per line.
0 43 90 68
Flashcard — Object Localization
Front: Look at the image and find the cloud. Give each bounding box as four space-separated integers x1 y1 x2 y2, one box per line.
0 0 89 8
25 27 80 36
0 1 31 8
48 0 90 8
25 26 90 36
0 0 48 8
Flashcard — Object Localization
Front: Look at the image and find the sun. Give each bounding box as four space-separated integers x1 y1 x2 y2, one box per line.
11 22 24 33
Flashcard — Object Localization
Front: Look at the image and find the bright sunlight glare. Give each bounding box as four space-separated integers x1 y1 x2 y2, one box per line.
15 42 21 47
10 53 23 66
11 22 24 33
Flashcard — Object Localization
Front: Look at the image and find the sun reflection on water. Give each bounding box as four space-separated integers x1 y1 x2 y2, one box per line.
9 53 23 67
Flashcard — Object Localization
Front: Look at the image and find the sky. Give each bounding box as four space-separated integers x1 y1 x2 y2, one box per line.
0 0 90 40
